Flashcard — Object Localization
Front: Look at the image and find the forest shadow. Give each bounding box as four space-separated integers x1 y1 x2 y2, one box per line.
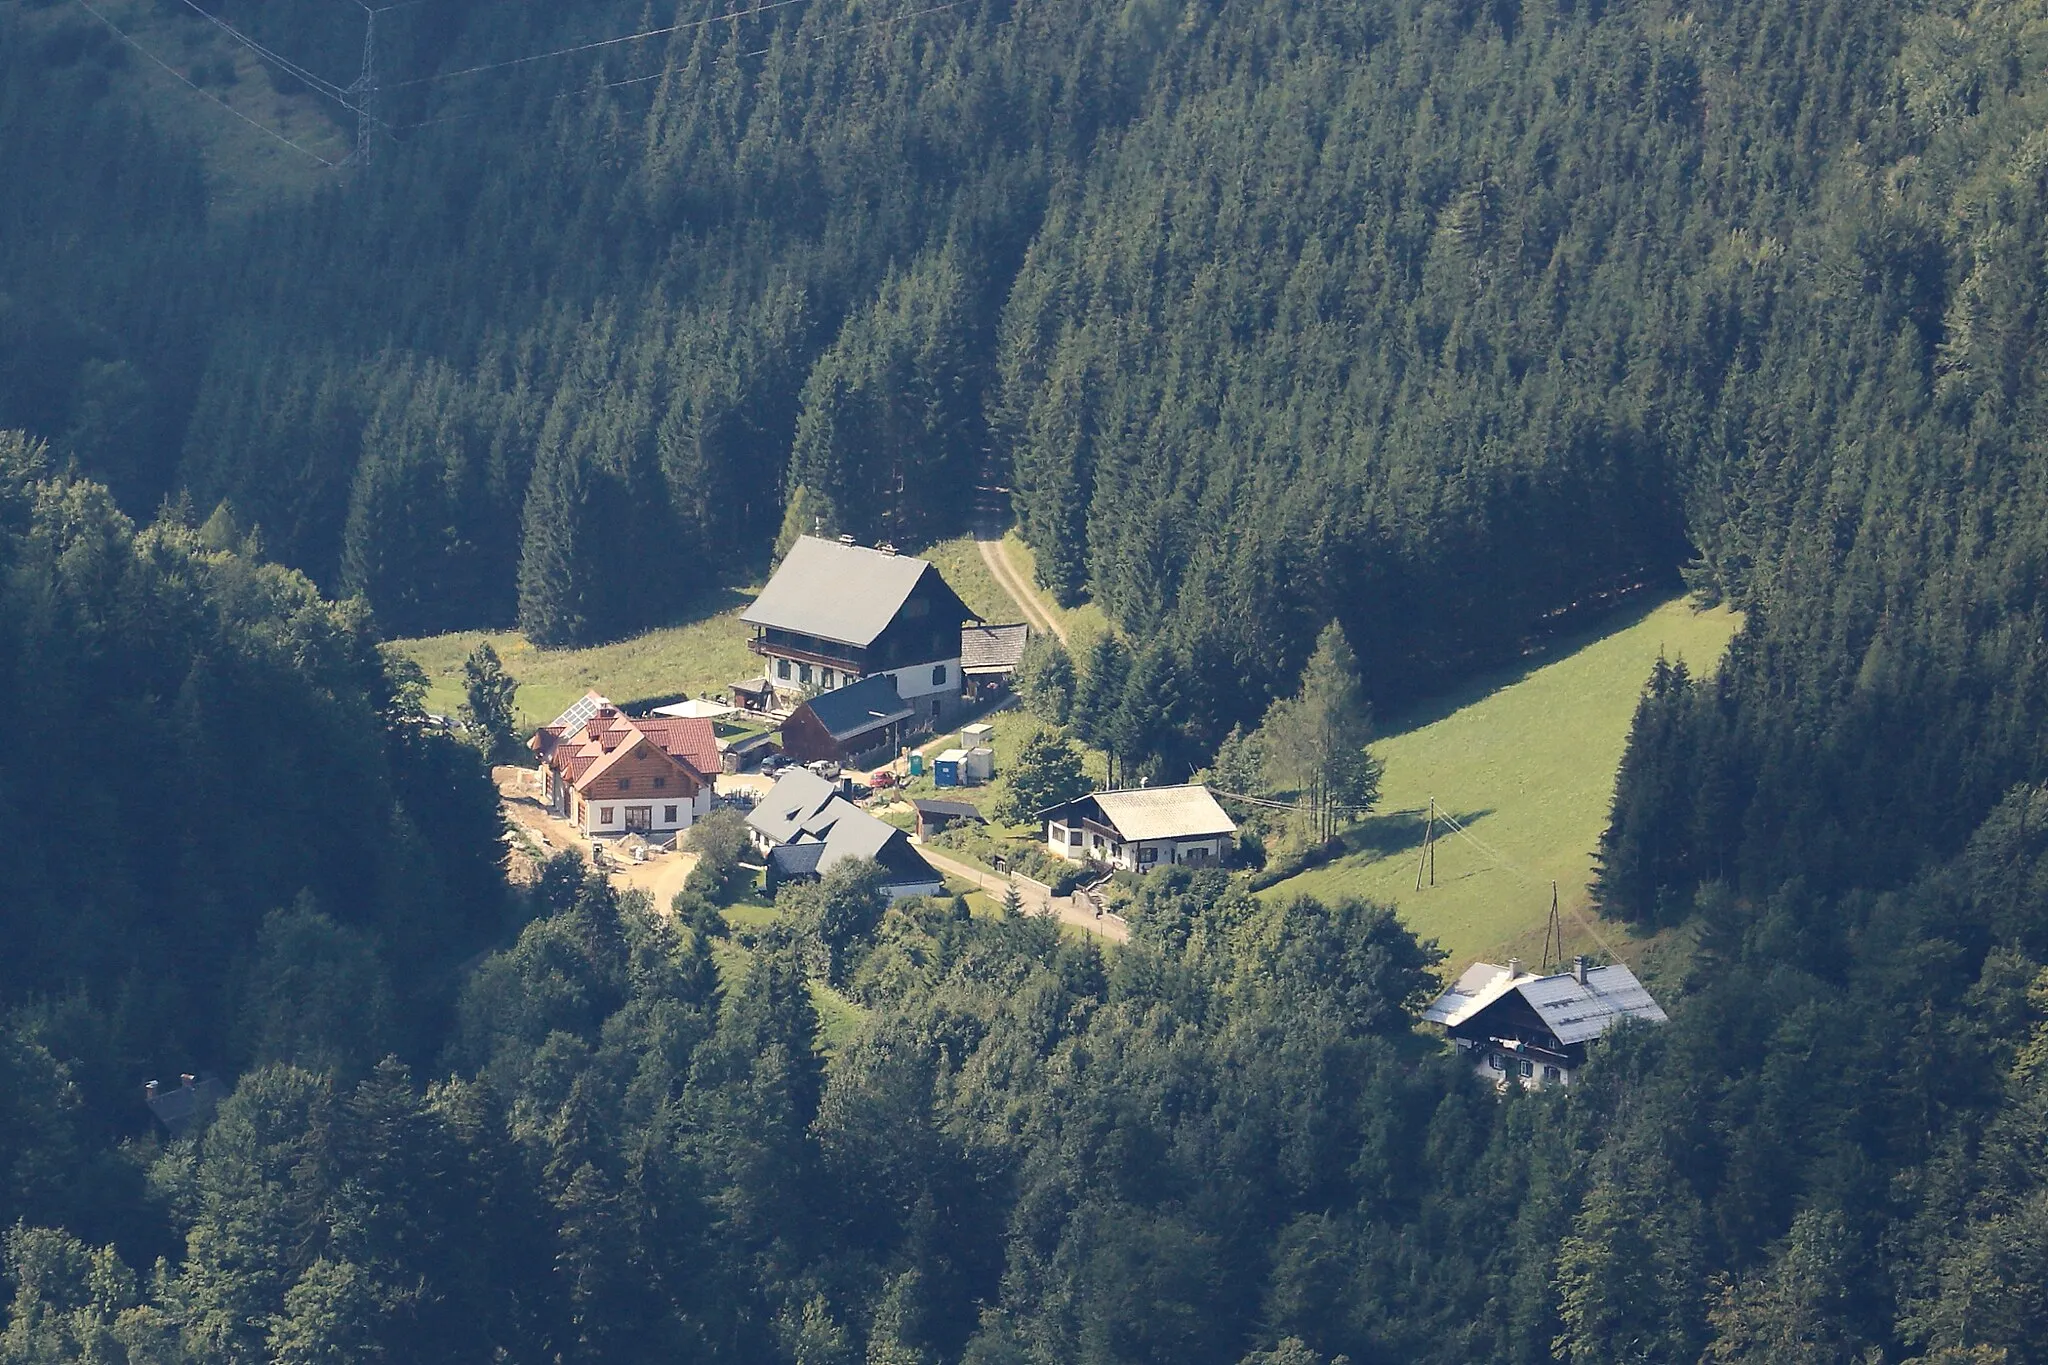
1376 592 1675 737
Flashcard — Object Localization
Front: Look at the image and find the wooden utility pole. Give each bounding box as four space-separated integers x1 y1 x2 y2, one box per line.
1415 797 1438 890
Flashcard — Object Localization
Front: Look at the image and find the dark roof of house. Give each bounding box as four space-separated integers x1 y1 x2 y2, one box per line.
767 842 826 880
766 798 941 889
146 1074 227 1137
1423 962 1669 1044
742 536 943 647
746 768 841 844
803 675 914 741
912 798 984 821
961 623 1030 675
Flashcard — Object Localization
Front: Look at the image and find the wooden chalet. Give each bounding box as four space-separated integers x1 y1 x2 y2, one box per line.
1422 957 1669 1089
740 535 976 723
530 692 719 838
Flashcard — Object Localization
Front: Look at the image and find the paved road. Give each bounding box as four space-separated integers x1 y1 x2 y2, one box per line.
917 845 1129 943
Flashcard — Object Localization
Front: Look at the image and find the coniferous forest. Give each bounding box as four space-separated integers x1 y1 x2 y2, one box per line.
12 0 2048 1357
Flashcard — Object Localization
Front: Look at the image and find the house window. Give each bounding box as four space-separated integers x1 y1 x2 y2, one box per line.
822 668 835 688
799 663 813 685
777 659 791 680
1138 846 1157 864
664 805 678 823
653 776 667 789
601 807 615 825
618 778 631 791
1487 1052 1505 1071
1543 1065 1562 1084
931 664 947 686
1520 1059 1534 1079
931 699 941 717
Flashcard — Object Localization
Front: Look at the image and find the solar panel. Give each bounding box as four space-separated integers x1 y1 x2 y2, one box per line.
547 691 609 735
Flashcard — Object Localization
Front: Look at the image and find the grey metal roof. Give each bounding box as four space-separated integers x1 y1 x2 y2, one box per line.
1422 961 1668 1044
773 799 940 888
742 537 937 647
1520 966 1670 1044
805 675 914 740
961 623 1030 674
745 768 840 844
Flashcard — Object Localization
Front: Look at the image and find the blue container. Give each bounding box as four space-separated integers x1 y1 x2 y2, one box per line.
933 759 960 787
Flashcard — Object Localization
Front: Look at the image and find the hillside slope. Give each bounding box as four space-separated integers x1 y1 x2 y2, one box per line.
1264 598 1738 966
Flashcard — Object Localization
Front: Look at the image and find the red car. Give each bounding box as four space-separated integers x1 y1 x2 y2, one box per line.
869 769 899 790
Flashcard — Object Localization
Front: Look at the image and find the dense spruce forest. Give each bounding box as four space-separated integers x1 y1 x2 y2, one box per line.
12 0 2048 1359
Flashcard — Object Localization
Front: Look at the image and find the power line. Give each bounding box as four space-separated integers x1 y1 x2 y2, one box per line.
385 0 815 89
172 0 359 108
738 0 967 57
69 0 344 167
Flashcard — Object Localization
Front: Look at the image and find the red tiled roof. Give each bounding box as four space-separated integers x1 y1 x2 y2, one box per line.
534 708 718 790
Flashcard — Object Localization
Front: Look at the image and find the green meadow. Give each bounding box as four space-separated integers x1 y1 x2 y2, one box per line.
1261 596 1741 972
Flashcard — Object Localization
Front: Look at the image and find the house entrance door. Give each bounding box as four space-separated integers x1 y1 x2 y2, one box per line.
624 806 653 833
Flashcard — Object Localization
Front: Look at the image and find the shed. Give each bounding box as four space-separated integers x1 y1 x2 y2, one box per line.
911 798 985 841
781 675 916 767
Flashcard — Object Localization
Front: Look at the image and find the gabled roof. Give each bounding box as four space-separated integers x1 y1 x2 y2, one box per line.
1042 785 1237 842
756 784 940 889
746 768 841 844
803 675 914 741
1423 961 1669 1045
536 702 717 791
961 623 1030 675
743 537 950 647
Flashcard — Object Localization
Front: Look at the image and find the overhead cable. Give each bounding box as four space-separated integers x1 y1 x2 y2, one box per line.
69 0 344 167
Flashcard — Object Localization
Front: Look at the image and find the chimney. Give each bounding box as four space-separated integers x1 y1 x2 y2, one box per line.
180 1074 197 1090
838 533 857 546
1573 955 1590 986
1506 957 1524 978
145 1080 160 1101
876 541 897 556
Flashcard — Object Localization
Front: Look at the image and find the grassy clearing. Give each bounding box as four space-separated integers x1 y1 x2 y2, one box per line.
998 532 1113 652
921 537 1017 624
1260 596 1741 972
391 584 761 732
391 534 1020 732
28 0 350 219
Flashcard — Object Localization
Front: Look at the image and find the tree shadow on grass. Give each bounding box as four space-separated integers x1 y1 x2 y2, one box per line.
1376 594 1675 737
1334 806 1496 863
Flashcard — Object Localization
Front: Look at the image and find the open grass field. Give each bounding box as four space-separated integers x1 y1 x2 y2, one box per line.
1260 596 1741 973
389 535 1020 732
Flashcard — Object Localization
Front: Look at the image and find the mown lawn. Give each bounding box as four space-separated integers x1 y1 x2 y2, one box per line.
1260 596 1741 973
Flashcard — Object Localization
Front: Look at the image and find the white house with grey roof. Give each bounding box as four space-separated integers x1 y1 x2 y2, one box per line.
746 768 943 900
740 536 976 723
1422 957 1668 1089
1040 784 1238 871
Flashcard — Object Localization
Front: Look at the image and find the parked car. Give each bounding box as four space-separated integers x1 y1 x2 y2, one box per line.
869 769 899 790
759 753 791 775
